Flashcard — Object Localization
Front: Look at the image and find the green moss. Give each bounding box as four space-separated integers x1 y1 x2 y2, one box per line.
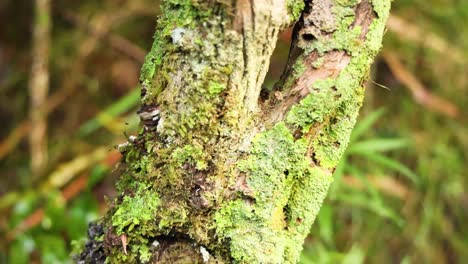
286 78 337 130
287 0 305 22
208 81 226 96
335 0 361 5
300 1 386 57
136 0 244 143
237 122 309 209
171 144 208 170
107 183 160 263
311 87 364 168
283 166 332 260
134 244 152 263
366 18 388 53
311 56 325 68
370 0 392 18
112 183 160 235
284 0 391 168
139 0 223 104
306 21 362 55
156 205 190 230
105 0 391 262
283 58 307 90
214 123 333 263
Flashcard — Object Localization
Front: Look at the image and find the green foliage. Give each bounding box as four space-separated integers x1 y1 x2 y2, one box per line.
3 164 107 263
111 183 160 235
300 108 420 262
78 89 141 136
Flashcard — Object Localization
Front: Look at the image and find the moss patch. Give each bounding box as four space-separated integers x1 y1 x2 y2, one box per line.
108 183 160 263
214 123 333 263
111 184 160 235
287 0 305 22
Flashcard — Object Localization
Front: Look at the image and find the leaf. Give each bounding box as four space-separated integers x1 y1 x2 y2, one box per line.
317 204 334 246
346 164 384 206
87 164 110 189
350 108 386 142
359 152 419 185
342 245 365 264
336 192 404 227
78 88 140 136
347 138 410 154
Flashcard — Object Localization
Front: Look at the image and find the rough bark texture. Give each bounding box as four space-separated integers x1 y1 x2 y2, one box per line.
78 0 391 263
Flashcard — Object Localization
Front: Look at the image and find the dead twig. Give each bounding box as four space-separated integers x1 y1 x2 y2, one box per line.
29 0 51 177
61 11 147 63
342 174 411 200
387 15 465 65
382 51 460 118
0 10 144 161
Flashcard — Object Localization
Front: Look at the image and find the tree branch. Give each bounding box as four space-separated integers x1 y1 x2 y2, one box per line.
78 0 391 263
29 0 51 178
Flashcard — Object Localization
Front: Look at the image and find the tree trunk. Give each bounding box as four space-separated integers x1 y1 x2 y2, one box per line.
78 0 391 263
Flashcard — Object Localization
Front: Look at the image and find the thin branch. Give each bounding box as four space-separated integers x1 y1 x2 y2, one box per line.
0 10 146 161
387 15 465 65
383 51 460 118
342 174 410 200
266 0 377 125
62 11 146 63
29 0 51 177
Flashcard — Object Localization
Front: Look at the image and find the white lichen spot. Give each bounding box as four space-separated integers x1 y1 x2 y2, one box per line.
117 142 130 152
171 28 186 44
156 117 164 132
129 135 137 142
151 240 160 248
200 246 210 263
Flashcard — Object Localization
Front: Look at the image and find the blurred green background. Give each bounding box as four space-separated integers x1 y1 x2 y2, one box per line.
0 0 467 263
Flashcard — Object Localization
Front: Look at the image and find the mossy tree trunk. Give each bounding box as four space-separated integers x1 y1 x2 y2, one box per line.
78 0 391 263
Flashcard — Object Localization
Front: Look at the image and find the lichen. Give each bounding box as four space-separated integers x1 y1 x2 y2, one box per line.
305 21 362 55
139 0 225 104
310 87 364 168
137 0 244 145
214 123 333 263
98 0 392 262
369 0 392 18
208 81 226 96
287 78 338 130
287 0 305 22
283 166 333 260
284 0 391 168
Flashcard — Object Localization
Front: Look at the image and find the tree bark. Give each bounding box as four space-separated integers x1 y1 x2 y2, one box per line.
78 0 391 263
